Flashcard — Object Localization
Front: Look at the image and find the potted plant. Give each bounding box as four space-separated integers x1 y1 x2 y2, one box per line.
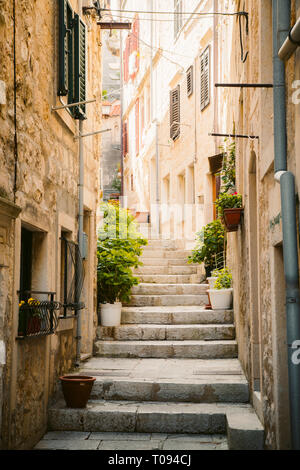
215 192 243 232
18 298 41 336
97 202 147 326
208 267 233 310
188 219 225 278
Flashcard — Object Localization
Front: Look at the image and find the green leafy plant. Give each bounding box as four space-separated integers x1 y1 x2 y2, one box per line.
215 192 243 219
188 220 225 271
97 202 147 305
220 139 236 193
213 267 232 290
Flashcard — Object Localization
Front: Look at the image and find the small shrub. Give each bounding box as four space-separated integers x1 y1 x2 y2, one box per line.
188 219 225 271
213 267 232 290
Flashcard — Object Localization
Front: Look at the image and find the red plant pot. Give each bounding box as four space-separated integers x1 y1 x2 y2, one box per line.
223 208 244 232
60 375 96 408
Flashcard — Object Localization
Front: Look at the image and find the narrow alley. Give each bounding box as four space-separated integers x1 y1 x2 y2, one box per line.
0 0 300 456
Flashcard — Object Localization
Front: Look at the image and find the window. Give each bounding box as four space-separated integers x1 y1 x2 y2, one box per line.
170 85 180 141
58 0 87 120
186 66 193 97
174 0 183 38
60 236 85 316
200 47 210 111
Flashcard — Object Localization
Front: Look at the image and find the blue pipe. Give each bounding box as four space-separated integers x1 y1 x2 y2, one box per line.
273 0 300 449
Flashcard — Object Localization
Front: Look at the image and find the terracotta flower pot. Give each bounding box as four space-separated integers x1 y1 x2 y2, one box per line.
60 375 96 408
223 208 244 232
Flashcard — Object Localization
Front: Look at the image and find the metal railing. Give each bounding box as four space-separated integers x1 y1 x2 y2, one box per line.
17 291 61 339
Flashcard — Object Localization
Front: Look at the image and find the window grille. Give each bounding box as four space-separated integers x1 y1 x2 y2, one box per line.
62 238 85 316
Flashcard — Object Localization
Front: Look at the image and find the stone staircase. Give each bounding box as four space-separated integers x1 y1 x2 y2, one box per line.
43 239 264 450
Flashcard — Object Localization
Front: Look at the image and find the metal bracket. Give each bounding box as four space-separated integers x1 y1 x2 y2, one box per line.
51 99 96 112
74 128 112 140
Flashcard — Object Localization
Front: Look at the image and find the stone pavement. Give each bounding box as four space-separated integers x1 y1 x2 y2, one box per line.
34 431 228 450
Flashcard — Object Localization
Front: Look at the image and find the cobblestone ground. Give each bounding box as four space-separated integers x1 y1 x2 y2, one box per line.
34 431 228 450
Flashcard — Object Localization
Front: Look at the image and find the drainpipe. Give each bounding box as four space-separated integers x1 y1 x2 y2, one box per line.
273 0 300 449
278 17 300 61
75 0 84 367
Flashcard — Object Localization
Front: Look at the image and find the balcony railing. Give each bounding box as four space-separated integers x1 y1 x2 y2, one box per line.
17 291 61 339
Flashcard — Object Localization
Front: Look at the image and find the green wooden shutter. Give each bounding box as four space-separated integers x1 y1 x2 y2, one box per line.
58 0 73 97
74 13 87 120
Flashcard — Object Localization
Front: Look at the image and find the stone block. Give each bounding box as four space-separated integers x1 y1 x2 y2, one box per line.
226 410 264 450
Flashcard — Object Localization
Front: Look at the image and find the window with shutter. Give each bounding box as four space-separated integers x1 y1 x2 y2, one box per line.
58 0 73 99
186 65 193 97
58 1 87 120
74 13 87 120
170 85 180 141
200 47 210 111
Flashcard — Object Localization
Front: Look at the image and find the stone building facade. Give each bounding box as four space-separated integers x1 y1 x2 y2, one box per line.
118 0 220 244
0 0 103 449
118 0 300 449
216 0 300 450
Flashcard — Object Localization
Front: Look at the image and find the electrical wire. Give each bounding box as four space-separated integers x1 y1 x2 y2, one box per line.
102 8 248 18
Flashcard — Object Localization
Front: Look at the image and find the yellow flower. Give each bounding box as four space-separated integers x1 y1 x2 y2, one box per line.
19 301 25 307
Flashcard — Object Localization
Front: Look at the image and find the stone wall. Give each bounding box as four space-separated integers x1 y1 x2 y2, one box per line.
0 0 102 449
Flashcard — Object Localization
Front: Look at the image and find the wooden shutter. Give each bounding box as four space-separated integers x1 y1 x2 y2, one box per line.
74 13 87 120
170 85 180 140
187 65 193 97
58 0 73 97
135 99 139 155
200 47 210 110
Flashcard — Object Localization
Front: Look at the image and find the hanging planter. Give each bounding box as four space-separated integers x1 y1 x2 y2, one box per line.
215 192 243 232
223 207 244 232
60 375 96 408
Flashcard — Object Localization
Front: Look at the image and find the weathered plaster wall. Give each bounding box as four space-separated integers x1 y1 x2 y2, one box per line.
0 0 101 449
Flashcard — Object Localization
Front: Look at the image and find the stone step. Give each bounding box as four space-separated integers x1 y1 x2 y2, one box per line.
94 340 238 359
137 274 193 284
127 294 208 307
140 250 192 259
121 306 234 325
145 240 184 250
135 266 198 275
97 324 235 341
48 401 263 449
140 258 196 266
131 283 208 296
55 357 248 405
89 378 248 404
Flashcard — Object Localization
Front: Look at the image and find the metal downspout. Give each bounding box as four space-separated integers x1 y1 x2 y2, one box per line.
273 0 300 449
75 0 83 367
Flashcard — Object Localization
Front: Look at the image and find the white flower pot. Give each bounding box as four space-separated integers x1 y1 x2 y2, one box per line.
207 288 233 310
100 302 122 326
207 277 217 289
